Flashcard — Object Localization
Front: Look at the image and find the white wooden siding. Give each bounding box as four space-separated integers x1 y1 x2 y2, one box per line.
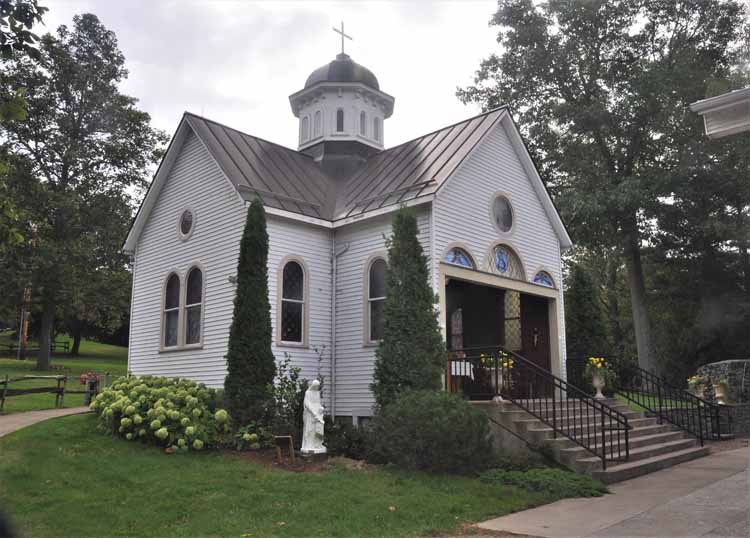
432 121 567 370
332 209 431 416
129 129 332 399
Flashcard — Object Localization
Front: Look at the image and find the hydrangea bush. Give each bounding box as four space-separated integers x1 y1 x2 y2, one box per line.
90 375 231 452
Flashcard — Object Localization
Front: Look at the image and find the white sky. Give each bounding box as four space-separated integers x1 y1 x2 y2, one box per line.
44 0 500 149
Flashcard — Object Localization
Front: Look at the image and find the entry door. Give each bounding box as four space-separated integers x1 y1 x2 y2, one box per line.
520 294 551 372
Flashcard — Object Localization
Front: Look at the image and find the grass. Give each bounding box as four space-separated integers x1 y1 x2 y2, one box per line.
0 414 589 538
0 330 127 414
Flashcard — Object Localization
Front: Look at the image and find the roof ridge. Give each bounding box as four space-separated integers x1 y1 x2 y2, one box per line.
182 111 316 159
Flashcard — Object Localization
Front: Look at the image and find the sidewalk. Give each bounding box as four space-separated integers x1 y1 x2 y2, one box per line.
0 407 90 438
477 446 750 538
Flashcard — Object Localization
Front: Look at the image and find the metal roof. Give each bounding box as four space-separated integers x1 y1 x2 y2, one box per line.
185 107 506 222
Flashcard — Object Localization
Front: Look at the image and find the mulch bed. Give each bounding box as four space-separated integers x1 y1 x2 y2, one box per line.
221 450 373 473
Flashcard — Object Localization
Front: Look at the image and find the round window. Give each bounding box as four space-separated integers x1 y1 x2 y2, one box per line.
180 210 194 237
492 195 513 233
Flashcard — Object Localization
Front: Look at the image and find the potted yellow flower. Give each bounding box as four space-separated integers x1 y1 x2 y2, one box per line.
481 351 514 397
584 356 614 399
687 374 708 398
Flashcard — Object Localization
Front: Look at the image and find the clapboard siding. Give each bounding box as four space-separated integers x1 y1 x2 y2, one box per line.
433 120 567 371
129 128 332 398
332 208 431 416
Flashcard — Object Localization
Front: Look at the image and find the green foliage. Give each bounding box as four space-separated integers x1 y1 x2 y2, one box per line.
565 263 609 360
234 422 274 451
267 353 309 443
0 0 47 60
371 209 445 408
479 468 608 498
324 417 372 460
90 375 230 451
369 391 494 474
224 198 276 426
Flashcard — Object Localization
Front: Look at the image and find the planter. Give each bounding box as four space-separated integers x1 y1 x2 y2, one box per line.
486 367 509 399
592 374 606 400
713 383 729 405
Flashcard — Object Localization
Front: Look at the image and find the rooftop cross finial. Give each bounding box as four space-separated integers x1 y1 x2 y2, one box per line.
332 21 352 55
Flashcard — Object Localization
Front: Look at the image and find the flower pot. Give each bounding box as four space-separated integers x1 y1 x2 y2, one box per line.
592 374 606 400
713 383 728 405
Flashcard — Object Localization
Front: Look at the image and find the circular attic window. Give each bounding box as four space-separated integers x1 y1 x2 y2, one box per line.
492 195 514 233
179 209 194 239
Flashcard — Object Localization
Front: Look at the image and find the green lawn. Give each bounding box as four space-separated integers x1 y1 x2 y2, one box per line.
0 414 577 538
0 330 127 414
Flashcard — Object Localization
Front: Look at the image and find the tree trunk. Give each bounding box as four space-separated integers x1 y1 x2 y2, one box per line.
36 303 55 371
623 234 655 373
605 256 626 358
71 328 82 356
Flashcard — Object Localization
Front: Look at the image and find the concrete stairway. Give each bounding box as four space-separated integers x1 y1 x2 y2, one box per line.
475 398 710 484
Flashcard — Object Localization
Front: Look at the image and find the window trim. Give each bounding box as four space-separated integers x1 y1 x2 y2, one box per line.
489 191 516 236
276 255 310 348
336 108 345 133
359 110 367 137
182 264 206 347
363 253 388 346
301 115 310 142
441 242 476 270
177 207 196 242
161 271 182 351
313 110 322 138
373 117 382 143
485 241 526 282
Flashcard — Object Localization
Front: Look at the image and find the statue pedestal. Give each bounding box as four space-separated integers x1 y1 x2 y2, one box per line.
301 451 328 463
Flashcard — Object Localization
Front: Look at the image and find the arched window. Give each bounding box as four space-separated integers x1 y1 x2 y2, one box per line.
185 267 203 345
314 110 322 137
443 247 474 269
491 245 525 280
281 260 305 343
336 109 345 132
367 258 387 342
301 116 310 142
534 271 555 288
359 110 366 136
163 274 180 348
373 117 382 142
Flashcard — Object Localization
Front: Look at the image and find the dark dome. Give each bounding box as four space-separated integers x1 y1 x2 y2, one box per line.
304 53 380 90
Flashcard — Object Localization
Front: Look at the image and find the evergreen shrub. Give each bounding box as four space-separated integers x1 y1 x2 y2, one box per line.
479 468 608 497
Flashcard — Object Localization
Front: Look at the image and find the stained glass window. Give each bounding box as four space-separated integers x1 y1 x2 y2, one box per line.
164 274 180 347
492 245 525 280
185 268 202 345
492 195 513 232
180 210 193 236
368 258 387 341
534 271 554 288
281 261 304 343
443 247 474 269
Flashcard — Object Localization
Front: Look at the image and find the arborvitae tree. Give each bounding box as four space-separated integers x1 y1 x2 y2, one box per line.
224 198 276 425
371 209 445 408
565 263 608 361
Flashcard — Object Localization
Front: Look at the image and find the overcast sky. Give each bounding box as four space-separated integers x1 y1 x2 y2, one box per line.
43 0 500 150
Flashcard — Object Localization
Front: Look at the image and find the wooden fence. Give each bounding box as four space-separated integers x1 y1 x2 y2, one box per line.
0 373 108 414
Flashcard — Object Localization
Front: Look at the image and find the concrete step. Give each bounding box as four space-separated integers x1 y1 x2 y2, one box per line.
553 430 687 466
574 437 699 473
503 399 628 412
591 445 710 484
523 416 657 434
544 423 678 449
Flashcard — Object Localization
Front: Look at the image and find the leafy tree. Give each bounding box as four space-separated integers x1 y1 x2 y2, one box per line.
224 198 276 426
565 262 609 360
458 0 746 372
0 13 167 369
371 209 445 408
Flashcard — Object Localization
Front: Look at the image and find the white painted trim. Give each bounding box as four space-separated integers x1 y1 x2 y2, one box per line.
441 241 478 270
333 195 434 227
363 252 388 346
183 263 207 346
177 206 196 242
263 206 333 229
276 255 310 348
488 191 516 237
690 87 750 113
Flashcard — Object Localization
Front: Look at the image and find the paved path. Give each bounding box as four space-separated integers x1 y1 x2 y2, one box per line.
0 407 90 438
478 447 750 538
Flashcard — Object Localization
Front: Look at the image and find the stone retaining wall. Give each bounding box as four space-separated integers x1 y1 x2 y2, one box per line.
696 360 750 404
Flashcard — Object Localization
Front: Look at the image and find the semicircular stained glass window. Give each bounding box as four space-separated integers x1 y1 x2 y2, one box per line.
534 271 554 288
492 245 524 280
443 247 474 269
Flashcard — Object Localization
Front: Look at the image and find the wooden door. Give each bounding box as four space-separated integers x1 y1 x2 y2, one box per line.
518 294 551 398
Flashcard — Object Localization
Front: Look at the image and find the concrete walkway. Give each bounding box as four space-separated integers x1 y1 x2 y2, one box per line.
0 407 90 438
478 447 750 538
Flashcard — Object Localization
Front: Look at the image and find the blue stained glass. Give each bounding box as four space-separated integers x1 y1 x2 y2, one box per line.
495 247 510 273
534 271 554 287
493 245 524 280
444 248 474 268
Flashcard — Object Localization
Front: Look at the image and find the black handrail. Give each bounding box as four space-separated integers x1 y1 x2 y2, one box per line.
446 346 630 469
567 356 729 444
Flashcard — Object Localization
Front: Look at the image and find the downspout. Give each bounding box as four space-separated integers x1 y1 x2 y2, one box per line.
330 234 349 420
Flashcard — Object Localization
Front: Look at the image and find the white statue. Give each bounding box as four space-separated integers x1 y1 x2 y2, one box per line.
301 379 326 455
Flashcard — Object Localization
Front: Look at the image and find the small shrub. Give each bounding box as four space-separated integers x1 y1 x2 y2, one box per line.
324 417 372 460
369 390 494 474
266 354 309 446
90 375 231 452
234 421 274 451
479 468 608 498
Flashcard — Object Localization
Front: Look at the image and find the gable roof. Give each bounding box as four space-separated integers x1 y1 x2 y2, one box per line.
123 107 572 254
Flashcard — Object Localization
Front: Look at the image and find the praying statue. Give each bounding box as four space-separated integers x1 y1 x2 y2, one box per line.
301 379 326 455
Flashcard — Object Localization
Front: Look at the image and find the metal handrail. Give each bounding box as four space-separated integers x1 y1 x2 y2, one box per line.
446 345 630 469
567 356 729 443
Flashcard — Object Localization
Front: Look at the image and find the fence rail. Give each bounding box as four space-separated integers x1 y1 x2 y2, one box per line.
0 372 109 414
1 340 70 357
446 346 630 469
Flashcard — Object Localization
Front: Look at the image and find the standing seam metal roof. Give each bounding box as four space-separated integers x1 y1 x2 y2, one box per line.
183 107 507 222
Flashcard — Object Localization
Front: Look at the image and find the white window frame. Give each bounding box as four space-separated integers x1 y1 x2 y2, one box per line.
277 256 309 347
364 255 387 345
161 272 181 351
183 265 205 347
